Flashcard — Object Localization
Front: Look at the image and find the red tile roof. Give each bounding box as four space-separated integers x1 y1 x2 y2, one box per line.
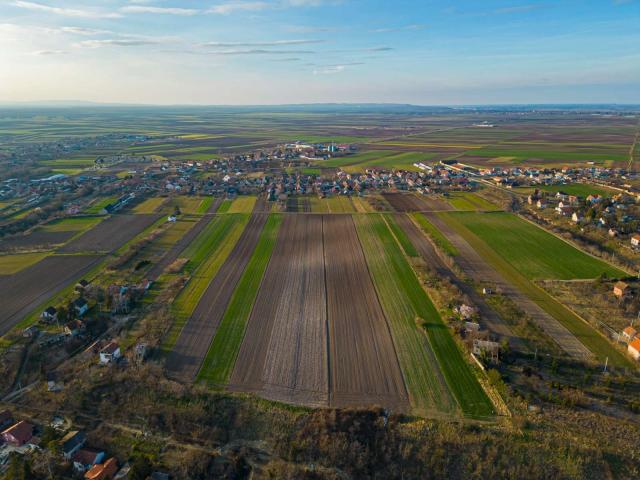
2 420 33 445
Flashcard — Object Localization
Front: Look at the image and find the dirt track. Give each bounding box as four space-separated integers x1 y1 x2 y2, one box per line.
166 212 268 381
230 214 329 406
324 215 409 409
393 213 526 351
0 254 103 335
58 214 159 253
424 212 593 360
383 192 452 212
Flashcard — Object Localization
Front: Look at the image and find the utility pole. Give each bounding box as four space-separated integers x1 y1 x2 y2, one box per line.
603 357 609 373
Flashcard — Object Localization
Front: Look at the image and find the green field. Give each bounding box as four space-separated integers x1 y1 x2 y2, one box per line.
198 214 282 384
355 214 494 418
411 213 459 256
85 197 118 215
446 212 624 280
196 197 214 214
40 216 101 233
447 192 497 211
440 212 634 368
383 214 418 257
227 196 257 213
164 214 249 351
535 183 615 198
216 199 232 214
464 148 628 164
325 196 355 213
0 252 49 274
318 150 434 172
133 197 166 214
309 196 330 213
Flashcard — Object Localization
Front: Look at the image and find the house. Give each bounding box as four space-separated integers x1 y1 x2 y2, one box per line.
536 199 546 209
628 338 640 361
622 326 637 343
1 420 33 446
613 281 629 299
555 205 572 216
73 449 105 472
99 342 121 365
482 287 493 295
473 339 501 362
167 215 177 222
0 410 13 430
631 234 640 248
608 228 619 238
41 306 58 322
587 194 602 204
64 319 86 337
85 457 118 480
464 322 481 335
75 279 90 292
571 212 583 224
74 298 89 317
60 430 86 459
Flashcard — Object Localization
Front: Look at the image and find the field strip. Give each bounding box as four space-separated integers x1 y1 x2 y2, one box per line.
197 214 282 385
436 212 633 368
166 212 268 380
398 213 527 352
162 215 248 352
0 254 104 336
354 215 457 416
324 215 409 410
366 213 495 418
230 214 329 407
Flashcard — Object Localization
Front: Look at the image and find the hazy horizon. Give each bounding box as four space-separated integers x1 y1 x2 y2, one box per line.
1 0 639 105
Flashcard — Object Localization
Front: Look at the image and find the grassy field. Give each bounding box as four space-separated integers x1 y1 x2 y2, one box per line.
85 197 118 215
40 216 101 233
216 200 232 214
533 183 615 198
463 148 629 164
383 214 418 257
355 214 494 418
169 197 210 215
411 213 459 256
164 215 249 351
227 196 257 213
196 197 214 214
447 192 497 211
133 197 166 214
198 214 282 385
325 196 355 213
440 212 634 369
447 212 624 280
309 196 330 213
0 252 49 274
319 150 434 172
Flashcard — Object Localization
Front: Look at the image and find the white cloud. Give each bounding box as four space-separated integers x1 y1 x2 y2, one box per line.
32 49 68 55
12 1 121 18
59 26 112 35
207 2 270 14
121 5 200 16
200 39 321 48
76 38 160 48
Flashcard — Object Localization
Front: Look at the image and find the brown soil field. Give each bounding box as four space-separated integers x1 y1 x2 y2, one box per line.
424 212 593 360
252 196 272 213
0 254 103 335
0 231 74 252
57 214 159 253
166 212 268 381
324 215 409 409
394 213 526 351
230 214 329 406
383 193 452 212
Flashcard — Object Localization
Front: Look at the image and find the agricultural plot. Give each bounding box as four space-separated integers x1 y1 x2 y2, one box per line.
198 214 282 385
40 216 102 233
133 197 166 214
324 215 409 409
58 214 160 254
0 254 103 336
354 215 489 417
383 193 452 212
447 212 624 280
0 252 49 275
309 196 330 213
227 196 257 213
84 197 118 215
167 213 268 380
325 196 356 213
438 212 632 368
446 192 496 211
0 230 74 252
230 215 329 406
533 183 614 198
169 196 211 215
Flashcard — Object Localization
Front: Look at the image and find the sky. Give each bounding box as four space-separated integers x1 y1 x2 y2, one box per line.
0 0 639 105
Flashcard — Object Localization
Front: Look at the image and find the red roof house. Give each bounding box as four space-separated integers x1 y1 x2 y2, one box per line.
1 420 33 446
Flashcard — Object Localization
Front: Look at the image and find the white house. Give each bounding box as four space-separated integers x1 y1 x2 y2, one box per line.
631 234 640 248
99 342 121 365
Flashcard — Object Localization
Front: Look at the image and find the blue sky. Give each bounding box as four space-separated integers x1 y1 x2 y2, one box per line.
1 0 639 104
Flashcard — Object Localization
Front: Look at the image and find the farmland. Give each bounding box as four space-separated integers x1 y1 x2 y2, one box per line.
444 212 624 280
